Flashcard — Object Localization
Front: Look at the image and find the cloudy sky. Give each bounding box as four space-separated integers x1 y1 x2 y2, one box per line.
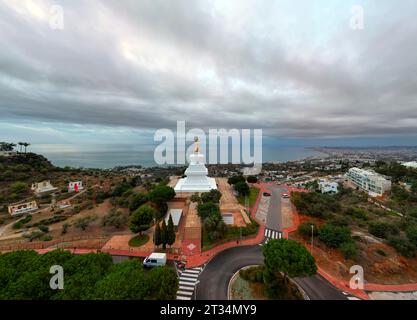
1 0 417 146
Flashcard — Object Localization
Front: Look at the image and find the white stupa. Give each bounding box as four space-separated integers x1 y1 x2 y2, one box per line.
174 137 217 193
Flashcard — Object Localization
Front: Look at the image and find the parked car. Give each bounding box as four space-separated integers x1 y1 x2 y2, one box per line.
281 193 290 199
143 253 167 268
263 192 271 197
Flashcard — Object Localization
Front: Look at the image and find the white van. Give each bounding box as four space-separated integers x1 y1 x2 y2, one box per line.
143 253 167 268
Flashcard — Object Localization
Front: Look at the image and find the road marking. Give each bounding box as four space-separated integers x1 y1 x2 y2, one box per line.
347 297 360 300
264 229 268 236
180 276 198 282
176 267 203 300
181 273 199 279
183 270 200 275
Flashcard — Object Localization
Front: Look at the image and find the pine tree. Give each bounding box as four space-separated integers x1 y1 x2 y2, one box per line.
154 222 162 247
160 220 167 249
167 214 176 248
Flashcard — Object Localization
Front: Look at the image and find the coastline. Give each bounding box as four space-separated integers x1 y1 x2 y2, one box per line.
30 145 326 170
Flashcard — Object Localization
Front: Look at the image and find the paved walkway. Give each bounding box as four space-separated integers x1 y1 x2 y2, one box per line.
185 184 267 268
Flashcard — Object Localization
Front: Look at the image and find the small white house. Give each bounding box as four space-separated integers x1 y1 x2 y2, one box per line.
318 180 339 194
68 181 84 192
8 201 38 217
31 181 58 195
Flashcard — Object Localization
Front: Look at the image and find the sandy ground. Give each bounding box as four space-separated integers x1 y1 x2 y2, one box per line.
255 195 269 224
368 291 417 300
217 178 249 227
281 198 294 229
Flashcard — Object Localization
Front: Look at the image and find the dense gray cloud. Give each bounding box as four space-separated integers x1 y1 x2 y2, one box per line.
1 0 417 139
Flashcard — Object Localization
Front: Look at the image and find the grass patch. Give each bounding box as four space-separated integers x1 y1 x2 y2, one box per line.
129 234 150 247
238 187 259 207
202 217 259 251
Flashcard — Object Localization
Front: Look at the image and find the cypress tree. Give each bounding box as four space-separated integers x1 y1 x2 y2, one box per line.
160 220 167 249
167 214 176 247
154 222 162 247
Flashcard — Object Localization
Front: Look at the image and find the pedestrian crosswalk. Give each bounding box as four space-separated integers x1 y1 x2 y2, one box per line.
263 228 282 244
342 291 361 300
176 267 203 300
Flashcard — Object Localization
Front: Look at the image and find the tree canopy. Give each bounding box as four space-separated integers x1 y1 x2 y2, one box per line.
0 250 178 300
130 204 155 234
197 202 220 220
227 175 246 185
263 239 317 279
148 185 176 205
234 181 250 196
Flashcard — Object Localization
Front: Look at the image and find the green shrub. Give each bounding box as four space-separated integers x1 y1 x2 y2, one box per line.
239 266 264 283
346 207 368 220
318 224 352 248
376 249 387 257
329 216 350 227
387 236 416 258
406 226 417 246
102 209 128 229
61 223 69 235
368 221 400 239
42 235 53 242
75 216 97 231
12 215 32 229
10 182 29 194
33 215 67 227
297 222 318 238
291 192 341 218
38 225 49 233
340 242 357 260
246 176 258 183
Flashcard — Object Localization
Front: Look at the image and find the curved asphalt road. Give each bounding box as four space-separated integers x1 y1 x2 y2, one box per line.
196 245 348 300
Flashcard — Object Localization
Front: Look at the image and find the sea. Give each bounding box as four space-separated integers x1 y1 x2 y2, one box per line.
29 144 325 169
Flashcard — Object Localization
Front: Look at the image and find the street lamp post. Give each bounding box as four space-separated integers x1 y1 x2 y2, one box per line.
153 218 156 250
311 224 314 255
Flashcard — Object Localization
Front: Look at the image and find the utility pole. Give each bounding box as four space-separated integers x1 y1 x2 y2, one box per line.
311 224 314 255
153 218 156 250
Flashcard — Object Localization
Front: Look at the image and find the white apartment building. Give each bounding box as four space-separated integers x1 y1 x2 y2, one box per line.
402 161 417 169
345 167 391 197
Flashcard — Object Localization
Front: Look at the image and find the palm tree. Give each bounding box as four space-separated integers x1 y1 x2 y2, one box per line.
23 142 30 153
0 142 16 152
8 143 16 151
18 142 24 153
